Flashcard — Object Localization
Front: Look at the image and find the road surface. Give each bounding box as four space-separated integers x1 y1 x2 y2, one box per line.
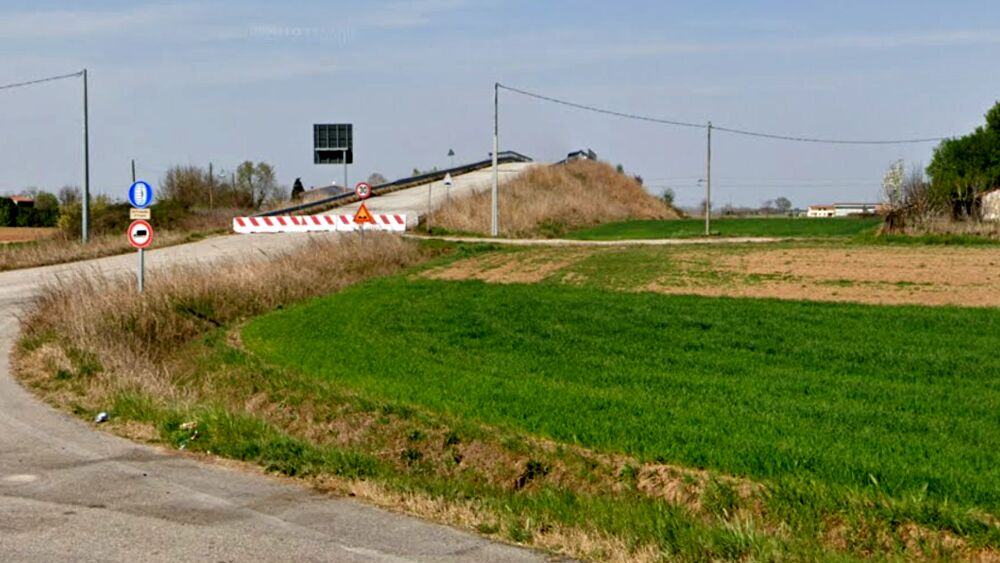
0 231 545 561
330 162 534 224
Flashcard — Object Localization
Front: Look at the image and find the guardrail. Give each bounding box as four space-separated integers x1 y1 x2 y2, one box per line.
255 150 533 217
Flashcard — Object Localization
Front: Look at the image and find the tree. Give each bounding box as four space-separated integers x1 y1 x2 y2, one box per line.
0 198 17 227
58 186 80 207
367 172 388 186
162 165 210 209
661 188 675 206
616 163 625 174
927 100 1000 218
236 161 280 209
291 178 305 201
774 196 792 213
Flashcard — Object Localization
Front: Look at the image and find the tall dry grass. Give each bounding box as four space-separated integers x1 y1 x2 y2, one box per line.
0 231 200 273
18 234 423 404
432 160 679 237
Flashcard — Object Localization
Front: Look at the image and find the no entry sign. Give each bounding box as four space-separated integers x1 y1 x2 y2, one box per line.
127 220 153 249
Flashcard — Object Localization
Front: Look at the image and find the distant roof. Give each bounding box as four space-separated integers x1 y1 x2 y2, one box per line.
833 202 879 207
9 195 33 204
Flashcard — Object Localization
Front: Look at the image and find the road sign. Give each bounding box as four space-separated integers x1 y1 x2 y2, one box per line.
353 203 375 224
127 220 153 249
128 180 154 209
355 182 372 200
130 208 151 220
313 124 353 164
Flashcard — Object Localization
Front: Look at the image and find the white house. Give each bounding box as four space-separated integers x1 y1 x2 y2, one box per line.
807 205 835 218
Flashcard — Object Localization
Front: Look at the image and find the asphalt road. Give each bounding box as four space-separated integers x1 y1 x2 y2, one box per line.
0 189 546 560
332 162 535 223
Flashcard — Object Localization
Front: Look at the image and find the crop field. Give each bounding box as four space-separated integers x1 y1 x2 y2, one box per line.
244 277 1000 509
0 226 57 244
568 217 882 240
423 242 1000 307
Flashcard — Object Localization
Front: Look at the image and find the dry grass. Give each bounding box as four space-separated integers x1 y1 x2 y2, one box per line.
0 230 207 272
18 234 423 404
881 216 1000 239
432 160 679 237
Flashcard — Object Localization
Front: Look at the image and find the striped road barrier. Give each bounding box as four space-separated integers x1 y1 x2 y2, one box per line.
233 214 407 234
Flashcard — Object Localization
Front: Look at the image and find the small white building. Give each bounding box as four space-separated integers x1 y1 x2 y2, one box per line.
983 190 1000 222
807 203 879 218
832 203 879 217
807 205 835 218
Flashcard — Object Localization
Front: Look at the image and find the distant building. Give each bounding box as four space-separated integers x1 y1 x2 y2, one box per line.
983 189 1000 222
8 195 34 208
807 205 835 218
561 149 598 163
832 203 880 217
807 202 880 218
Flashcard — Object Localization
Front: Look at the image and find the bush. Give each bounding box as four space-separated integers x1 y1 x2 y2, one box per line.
0 198 18 227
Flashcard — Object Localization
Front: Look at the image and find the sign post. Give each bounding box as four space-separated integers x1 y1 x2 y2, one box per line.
443 172 453 205
127 180 154 293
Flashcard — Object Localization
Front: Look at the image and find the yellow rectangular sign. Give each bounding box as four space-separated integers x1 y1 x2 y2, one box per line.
130 208 151 220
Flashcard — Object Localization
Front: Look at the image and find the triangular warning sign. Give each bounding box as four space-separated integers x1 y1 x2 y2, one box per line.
353 202 376 224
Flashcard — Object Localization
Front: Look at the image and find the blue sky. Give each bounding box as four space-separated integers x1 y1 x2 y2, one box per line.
2 0 999 208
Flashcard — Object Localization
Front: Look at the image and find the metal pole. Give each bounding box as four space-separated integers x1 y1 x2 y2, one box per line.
208 162 214 210
491 83 499 237
705 121 712 236
343 160 348 192
427 180 433 232
138 248 144 294
131 159 136 183
82 68 90 243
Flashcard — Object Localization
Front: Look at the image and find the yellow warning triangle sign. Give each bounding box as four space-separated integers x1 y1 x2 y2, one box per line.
353 202 376 224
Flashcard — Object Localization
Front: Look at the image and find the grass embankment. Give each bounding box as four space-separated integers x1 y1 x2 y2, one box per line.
431 160 679 238
568 217 882 240
0 230 221 272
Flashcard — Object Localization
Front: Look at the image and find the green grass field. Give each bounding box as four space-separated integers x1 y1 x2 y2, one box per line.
567 217 882 240
244 278 1000 513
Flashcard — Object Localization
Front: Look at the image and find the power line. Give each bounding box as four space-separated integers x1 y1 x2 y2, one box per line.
0 71 84 92
498 83 949 145
498 84 705 130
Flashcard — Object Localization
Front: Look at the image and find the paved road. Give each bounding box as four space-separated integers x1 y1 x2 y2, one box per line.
0 217 544 559
331 162 534 224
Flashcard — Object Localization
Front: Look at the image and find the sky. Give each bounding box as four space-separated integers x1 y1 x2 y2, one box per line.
2 0 999 208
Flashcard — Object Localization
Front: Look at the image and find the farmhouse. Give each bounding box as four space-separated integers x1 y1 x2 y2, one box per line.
807 202 880 218
8 195 34 208
806 205 835 218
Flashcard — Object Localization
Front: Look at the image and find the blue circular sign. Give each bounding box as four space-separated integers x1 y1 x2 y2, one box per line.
128 180 154 209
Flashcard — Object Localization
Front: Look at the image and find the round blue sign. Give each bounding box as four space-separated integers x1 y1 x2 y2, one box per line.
128 180 154 209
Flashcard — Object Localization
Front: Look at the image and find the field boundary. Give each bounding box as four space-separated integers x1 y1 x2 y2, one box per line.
404 234 787 246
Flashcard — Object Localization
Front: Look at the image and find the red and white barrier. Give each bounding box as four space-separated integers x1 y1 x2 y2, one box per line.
233 213 407 234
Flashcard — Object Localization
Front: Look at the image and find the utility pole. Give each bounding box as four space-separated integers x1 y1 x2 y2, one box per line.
705 121 712 237
208 162 214 210
82 68 90 243
491 82 499 237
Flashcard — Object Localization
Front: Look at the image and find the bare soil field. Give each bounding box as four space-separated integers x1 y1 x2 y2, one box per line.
423 243 1000 307
0 227 57 244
